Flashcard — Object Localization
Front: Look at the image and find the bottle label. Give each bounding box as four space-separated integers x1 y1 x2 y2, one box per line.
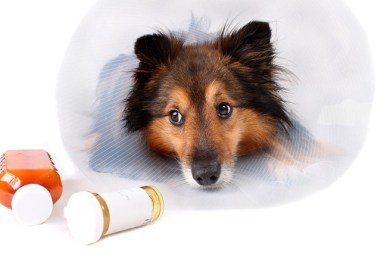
100 188 152 235
1 173 21 190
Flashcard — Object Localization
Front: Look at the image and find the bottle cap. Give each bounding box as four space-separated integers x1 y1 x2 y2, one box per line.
64 191 105 245
12 184 53 225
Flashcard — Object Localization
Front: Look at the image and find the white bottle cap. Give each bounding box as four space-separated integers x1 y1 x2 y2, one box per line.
64 191 105 245
11 184 53 226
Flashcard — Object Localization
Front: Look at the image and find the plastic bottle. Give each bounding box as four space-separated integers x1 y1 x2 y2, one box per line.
0 149 63 225
64 185 164 244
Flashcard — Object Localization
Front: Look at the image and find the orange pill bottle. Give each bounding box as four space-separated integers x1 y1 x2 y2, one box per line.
0 150 63 225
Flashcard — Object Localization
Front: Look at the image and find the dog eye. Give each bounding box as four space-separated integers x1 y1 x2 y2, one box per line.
217 102 232 119
169 110 184 126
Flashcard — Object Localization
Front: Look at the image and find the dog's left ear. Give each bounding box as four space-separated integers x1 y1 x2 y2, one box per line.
216 21 272 65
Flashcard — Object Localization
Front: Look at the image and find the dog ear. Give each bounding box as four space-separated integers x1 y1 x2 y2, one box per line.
134 33 183 83
216 22 292 132
216 21 272 65
124 33 183 132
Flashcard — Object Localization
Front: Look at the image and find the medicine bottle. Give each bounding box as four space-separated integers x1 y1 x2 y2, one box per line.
0 150 63 225
65 185 164 244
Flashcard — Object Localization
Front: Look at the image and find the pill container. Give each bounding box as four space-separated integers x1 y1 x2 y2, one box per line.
64 185 164 244
0 150 63 225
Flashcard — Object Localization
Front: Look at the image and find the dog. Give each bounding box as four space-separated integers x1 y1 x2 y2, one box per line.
123 21 291 187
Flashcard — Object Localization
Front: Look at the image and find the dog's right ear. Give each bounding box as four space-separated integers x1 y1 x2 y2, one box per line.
123 33 183 132
134 33 183 84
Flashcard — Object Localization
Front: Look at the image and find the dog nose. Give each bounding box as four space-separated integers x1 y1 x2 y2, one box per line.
191 161 221 186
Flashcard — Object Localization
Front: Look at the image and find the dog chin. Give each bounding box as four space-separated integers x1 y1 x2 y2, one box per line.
181 164 234 189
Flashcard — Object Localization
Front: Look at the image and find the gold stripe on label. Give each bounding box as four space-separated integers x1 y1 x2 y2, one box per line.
92 193 110 236
141 185 164 222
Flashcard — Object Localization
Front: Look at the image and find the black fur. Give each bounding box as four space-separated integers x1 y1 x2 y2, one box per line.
123 21 291 133
216 21 291 131
123 33 184 131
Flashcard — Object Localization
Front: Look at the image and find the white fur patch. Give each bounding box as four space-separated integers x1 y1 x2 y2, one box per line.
181 162 234 188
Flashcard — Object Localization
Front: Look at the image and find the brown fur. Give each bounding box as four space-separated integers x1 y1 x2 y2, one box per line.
145 81 277 167
124 21 291 186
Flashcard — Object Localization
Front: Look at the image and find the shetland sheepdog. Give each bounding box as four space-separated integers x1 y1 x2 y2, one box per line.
123 21 291 187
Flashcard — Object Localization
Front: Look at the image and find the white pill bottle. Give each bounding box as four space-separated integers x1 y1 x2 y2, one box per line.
64 185 164 244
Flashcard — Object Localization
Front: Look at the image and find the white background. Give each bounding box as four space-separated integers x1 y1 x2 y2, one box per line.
0 1 383 255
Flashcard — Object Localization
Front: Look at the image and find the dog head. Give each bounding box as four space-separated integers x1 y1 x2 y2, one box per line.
124 21 290 187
